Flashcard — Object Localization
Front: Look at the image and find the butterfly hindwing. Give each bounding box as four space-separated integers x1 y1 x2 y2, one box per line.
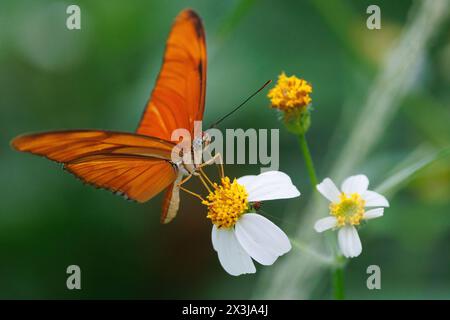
160 173 184 224
66 155 177 203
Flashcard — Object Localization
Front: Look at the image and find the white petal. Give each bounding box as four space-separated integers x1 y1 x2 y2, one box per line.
363 208 384 220
211 226 219 251
234 213 291 266
362 190 389 207
237 171 300 202
338 226 362 258
316 178 341 203
211 226 256 276
314 217 338 233
341 174 369 194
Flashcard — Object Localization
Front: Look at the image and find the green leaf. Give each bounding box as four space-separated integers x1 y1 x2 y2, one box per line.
375 146 450 195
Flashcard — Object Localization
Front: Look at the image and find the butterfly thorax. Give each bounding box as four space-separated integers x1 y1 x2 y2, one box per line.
175 132 211 175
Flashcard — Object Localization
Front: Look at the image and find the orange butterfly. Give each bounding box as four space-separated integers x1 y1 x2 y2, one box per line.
11 9 209 224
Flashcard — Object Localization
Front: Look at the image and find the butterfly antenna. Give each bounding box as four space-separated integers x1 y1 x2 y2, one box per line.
208 79 272 129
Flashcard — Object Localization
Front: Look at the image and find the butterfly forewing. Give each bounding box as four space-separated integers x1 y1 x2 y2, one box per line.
12 130 175 163
135 9 207 223
12 130 177 202
136 9 207 140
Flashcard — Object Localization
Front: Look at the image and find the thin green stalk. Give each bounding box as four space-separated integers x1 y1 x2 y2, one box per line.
298 133 318 187
332 266 345 300
297 133 345 299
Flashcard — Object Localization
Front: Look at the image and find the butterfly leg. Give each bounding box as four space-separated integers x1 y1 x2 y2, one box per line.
196 153 224 179
176 174 206 201
177 172 194 187
177 153 224 200
196 153 224 190
176 169 214 199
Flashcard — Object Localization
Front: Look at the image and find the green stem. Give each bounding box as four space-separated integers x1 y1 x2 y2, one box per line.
298 133 318 187
297 133 346 299
332 266 345 300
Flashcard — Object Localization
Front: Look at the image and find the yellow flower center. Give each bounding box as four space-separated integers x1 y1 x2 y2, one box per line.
202 177 249 229
330 193 366 227
268 72 312 112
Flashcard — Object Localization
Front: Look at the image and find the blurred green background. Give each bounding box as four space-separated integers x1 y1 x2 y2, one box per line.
0 0 449 299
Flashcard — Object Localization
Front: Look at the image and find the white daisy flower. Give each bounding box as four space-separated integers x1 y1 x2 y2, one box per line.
203 171 300 276
314 174 389 258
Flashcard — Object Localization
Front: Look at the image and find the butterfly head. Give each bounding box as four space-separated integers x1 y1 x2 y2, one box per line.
201 131 211 148
193 131 211 150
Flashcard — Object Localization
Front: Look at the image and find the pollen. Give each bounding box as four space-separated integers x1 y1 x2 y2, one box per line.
330 193 366 227
268 72 312 112
202 177 249 229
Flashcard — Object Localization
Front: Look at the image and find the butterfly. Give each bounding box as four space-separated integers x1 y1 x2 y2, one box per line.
11 9 209 224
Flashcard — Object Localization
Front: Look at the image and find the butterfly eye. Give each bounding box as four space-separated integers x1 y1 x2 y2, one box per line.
193 137 203 148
